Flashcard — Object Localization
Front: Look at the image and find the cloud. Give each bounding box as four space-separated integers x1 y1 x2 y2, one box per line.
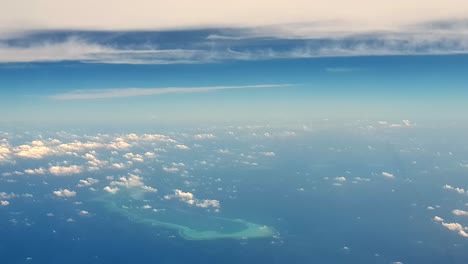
173 189 194 200
434 216 444 222
0 38 112 63
453 209 468 216
175 144 190 150
79 210 89 216
0 200 9 206
2 0 468 34
144 152 156 158
110 174 157 193
103 186 119 194
13 140 52 159
335 176 347 182
24 168 46 175
123 152 144 163
49 84 292 100
77 177 99 187
443 184 466 194
195 199 220 208
381 172 395 179
165 189 221 209
49 165 82 176
163 166 180 173
194 134 216 140
53 189 77 197
260 151 276 157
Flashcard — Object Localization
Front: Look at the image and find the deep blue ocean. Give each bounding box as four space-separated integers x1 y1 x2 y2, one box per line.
1 123 468 264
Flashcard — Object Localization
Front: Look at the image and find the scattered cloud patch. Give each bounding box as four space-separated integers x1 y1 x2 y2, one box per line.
49 165 82 176
103 186 119 194
381 172 395 179
53 189 77 198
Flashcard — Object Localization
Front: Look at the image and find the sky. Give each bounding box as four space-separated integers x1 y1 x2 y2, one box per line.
0 1 467 126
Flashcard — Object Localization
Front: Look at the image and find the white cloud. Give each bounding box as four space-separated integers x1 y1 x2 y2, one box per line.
441 222 464 231
0 200 9 206
49 84 293 100
194 134 216 140
124 133 176 143
175 144 190 150
13 140 52 159
110 174 157 193
165 189 221 209
382 172 395 179
335 176 347 182
439 221 468 238
79 210 89 216
103 186 119 194
141 185 157 193
2 0 468 34
24 168 46 175
123 152 144 163
453 209 468 216
49 165 82 176
195 199 220 208
77 177 99 187
217 149 230 154
112 163 126 169
144 152 156 158
173 189 194 200
434 216 444 222
260 151 276 156
443 184 466 194
53 189 77 197
162 166 180 173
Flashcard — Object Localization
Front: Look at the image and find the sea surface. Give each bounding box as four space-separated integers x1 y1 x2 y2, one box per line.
1 122 468 263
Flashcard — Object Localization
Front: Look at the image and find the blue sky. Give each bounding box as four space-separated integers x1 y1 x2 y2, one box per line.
1 54 467 125
1 1 468 125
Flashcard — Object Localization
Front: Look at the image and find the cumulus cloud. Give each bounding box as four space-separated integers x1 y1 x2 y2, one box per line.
434 216 444 222
123 152 144 162
103 186 119 194
79 210 89 216
162 166 180 173
49 165 82 176
144 152 156 158
438 220 468 238
173 189 194 200
195 199 220 208
0 200 9 206
24 168 46 175
335 177 347 182
194 134 216 140
110 174 157 193
53 189 77 197
13 140 52 159
443 184 466 194
382 172 395 179
453 209 468 216
175 144 190 150
165 189 220 209
124 133 176 143
77 177 99 187
260 151 276 157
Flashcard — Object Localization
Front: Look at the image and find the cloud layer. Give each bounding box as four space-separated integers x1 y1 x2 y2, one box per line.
2 0 468 34
49 84 292 100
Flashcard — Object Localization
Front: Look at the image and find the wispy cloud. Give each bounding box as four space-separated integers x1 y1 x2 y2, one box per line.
49 84 294 100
